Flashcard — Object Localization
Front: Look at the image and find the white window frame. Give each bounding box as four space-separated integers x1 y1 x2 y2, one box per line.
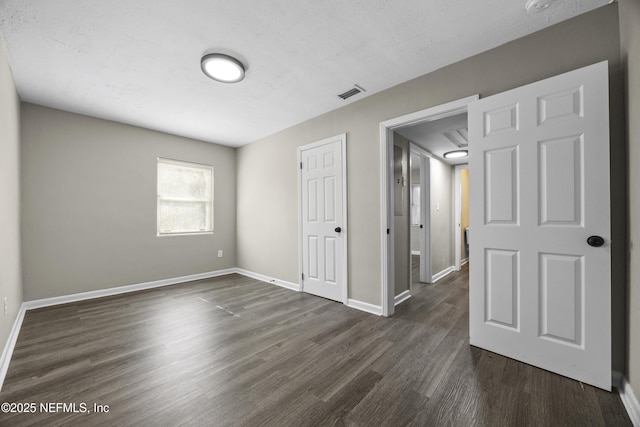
157 157 214 236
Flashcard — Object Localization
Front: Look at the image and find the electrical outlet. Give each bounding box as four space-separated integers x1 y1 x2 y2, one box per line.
217 250 223 258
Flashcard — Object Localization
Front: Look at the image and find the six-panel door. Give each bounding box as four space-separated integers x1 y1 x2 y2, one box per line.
469 61 611 390
300 136 346 302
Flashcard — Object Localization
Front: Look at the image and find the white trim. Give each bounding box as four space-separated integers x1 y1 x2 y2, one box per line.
394 290 411 306
453 164 469 271
157 231 213 237
380 123 394 316
156 157 214 236
432 266 455 283
0 267 338 392
613 371 640 427
340 135 348 304
298 133 348 304
346 298 383 316
461 258 469 266
411 250 421 256
235 268 301 292
420 150 431 283
24 269 236 310
0 304 26 391
380 95 479 317
409 143 435 160
238 269 384 317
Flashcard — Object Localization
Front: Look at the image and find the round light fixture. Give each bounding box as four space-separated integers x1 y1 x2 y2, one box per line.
201 53 245 83
443 150 468 159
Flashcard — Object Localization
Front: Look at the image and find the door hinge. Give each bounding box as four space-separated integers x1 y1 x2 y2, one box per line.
301 273 304 281
387 228 390 235
300 162 303 170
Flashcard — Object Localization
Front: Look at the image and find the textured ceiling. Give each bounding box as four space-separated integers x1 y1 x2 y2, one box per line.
0 0 611 147
399 114 469 166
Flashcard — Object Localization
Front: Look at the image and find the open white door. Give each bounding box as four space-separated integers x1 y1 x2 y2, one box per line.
409 145 432 284
299 134 347 303
469 61 611 390
418 154 431 284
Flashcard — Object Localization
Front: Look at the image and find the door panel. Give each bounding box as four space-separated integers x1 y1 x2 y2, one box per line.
485 249 519 330
300 135 347 303
539 135 583 225
485 146 519 224
469 61 611 390
308 236 318 279
539 253 583 346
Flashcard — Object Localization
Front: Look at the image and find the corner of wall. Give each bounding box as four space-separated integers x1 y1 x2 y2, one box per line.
619 0 640 409
0 36 24 381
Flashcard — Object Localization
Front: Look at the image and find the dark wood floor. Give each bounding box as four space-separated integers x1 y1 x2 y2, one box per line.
0 262 632 426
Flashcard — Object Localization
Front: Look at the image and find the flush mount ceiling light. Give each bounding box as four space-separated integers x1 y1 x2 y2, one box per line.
443 149 468 159
525 0 556 13
201 53 245 83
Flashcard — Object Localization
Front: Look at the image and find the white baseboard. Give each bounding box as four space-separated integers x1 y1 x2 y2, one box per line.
23 268 237 310
2 269 237 391
1 266 378 393
347 298 383 316
432 266 455 283
0 304 26 392
411 251 421 256
237 269 385 316
461 258 469 266
394 290 411 306
613 371 640 426
235 268 300 292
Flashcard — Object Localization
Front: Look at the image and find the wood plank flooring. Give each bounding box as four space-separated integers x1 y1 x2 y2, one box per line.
0 263 632 426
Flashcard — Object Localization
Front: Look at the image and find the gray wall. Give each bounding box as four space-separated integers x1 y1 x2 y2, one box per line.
236 4 626 370
21 103 237 301
620 0 640 404
0 40 23 355
408 155 454 278
430 158 453 276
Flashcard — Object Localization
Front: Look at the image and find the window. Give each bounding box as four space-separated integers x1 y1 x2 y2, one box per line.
157 158 213 235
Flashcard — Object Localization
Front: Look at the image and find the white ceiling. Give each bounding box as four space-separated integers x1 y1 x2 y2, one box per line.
0 0 611 147
399 113 469 166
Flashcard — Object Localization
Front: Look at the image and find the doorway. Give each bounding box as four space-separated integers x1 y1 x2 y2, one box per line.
380 95 478 316
454 164 470 271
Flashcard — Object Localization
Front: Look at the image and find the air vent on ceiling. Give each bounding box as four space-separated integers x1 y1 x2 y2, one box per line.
443 128 469 147
338 84 366 100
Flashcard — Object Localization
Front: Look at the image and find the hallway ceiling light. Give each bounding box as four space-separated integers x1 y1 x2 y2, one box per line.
201 53 245 83
444 150 468 159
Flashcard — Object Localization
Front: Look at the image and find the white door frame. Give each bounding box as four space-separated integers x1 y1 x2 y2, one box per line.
454 163 469 271
298 133 348 304
410 143 432 284
380 95 478 316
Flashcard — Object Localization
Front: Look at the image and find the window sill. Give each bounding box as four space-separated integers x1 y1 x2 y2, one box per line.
157 231 214 237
